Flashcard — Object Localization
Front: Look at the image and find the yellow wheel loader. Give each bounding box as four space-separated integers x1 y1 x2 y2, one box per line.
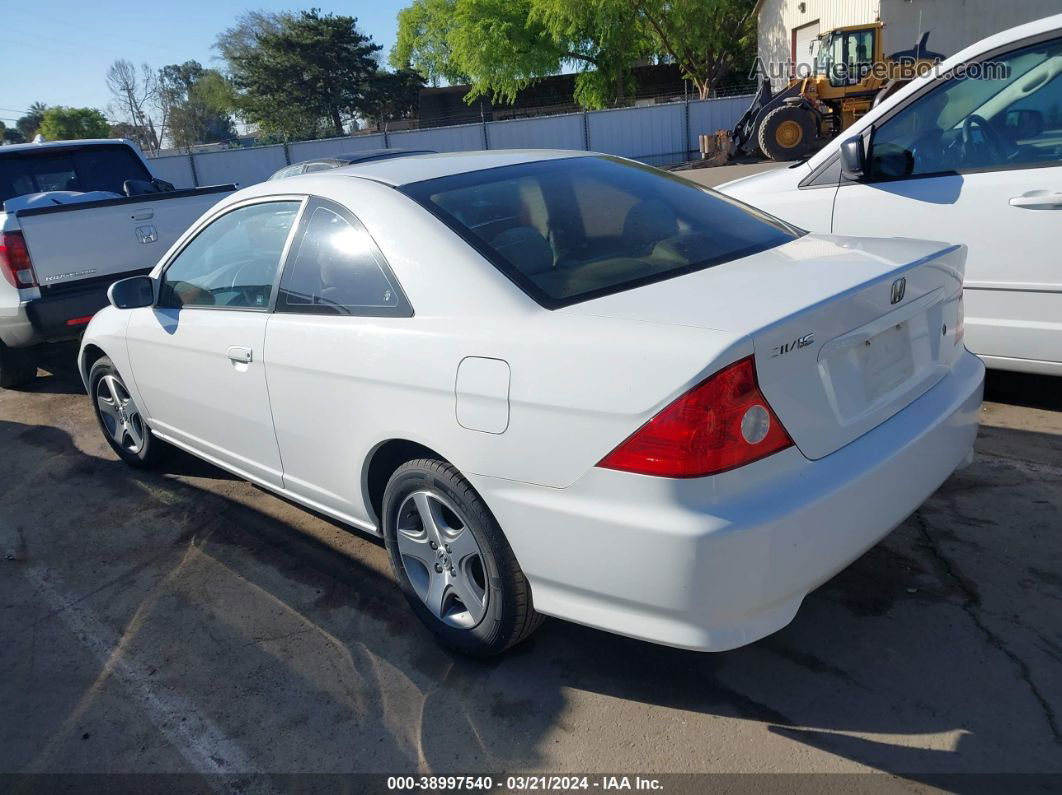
730 22 945 161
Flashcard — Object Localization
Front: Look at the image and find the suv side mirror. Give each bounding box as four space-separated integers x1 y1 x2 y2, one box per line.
108 275 155 309
839 136 866 180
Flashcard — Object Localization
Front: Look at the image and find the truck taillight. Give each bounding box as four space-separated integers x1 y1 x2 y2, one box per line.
597 356 793 478
0 231 37 288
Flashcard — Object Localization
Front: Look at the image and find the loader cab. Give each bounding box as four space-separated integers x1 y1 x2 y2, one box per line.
818 25 881 89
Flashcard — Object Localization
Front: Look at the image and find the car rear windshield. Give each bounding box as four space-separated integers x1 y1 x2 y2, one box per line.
401 156 801 308
0 145 152 205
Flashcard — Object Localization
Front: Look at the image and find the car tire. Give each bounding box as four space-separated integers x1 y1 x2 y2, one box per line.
88 356 166 468
0 341 38 389
382 458 544 656
757 105 817 161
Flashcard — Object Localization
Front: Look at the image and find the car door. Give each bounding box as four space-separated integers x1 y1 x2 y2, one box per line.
831 33 1062 371
125 198 304 486
263 198 413 524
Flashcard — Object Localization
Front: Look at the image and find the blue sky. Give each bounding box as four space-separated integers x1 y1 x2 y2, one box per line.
1 1 409 128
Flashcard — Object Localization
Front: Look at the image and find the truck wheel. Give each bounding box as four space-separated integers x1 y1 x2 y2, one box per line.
0 341 38 389
757 106 817 161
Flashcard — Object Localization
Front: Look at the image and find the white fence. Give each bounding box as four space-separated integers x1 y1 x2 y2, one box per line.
147 94 752 188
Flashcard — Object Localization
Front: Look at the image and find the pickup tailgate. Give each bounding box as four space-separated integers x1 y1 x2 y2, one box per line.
16 186 233 287
566 234 968 460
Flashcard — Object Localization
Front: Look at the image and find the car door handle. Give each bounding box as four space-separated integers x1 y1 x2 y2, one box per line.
1009 192 1062 209
226 346 253 364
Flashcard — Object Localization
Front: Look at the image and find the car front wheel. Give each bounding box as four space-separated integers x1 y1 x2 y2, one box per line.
89 356 165 468
382 458 543 656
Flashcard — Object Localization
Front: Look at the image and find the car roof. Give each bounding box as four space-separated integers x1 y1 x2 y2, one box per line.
332 148 433 164
328 149 594 186
0 138 135 156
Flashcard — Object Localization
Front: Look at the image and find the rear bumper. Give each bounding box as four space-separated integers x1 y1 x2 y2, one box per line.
470 350 985 652
15 283 112 346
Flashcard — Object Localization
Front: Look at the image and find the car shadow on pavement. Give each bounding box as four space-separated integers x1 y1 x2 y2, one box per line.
1 372 1059 782
14 342 86 396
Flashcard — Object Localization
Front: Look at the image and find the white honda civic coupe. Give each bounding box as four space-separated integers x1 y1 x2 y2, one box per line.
79 151 984 656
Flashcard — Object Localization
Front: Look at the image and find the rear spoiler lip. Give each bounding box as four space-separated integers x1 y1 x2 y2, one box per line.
10 184 236 218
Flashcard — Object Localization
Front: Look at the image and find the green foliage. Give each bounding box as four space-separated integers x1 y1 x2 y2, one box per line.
220 9 381 139
392 0 756 108
16 102 48 140
37 107 111 141
363 69 427 130
448 0 568 105
390 0 468 86
158 60 237 150
635 0 757 99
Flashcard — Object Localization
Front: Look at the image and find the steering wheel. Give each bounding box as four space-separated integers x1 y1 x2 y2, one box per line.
961 114 1008 164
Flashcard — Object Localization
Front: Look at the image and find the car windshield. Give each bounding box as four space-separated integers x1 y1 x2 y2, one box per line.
0 145 151 204
401 156 800 308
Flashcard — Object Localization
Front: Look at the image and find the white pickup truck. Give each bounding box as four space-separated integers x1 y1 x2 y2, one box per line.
0 138 234 387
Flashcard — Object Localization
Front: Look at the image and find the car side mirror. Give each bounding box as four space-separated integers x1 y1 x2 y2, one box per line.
839 136 866 180
108 275 155 309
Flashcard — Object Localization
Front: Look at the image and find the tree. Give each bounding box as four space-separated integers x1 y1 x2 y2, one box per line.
391 0 756 108
157 61 236 150
37 107 111 140
390 0 469 86
16 102 48 140
220 9 381 139
106 59 160 154
364 69 426 130
391 0 652 109
634 0 757 99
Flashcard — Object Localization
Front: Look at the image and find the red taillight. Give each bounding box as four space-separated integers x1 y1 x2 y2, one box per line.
66 315 94 327
597 356 793 478
0 231 37 288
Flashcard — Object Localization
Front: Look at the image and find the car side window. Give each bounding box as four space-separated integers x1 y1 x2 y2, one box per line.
276 203 412 317
158 201 300 310
868 37 1062 180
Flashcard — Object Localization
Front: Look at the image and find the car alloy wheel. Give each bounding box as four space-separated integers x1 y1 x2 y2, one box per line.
395 490 489 629
96 374 147 454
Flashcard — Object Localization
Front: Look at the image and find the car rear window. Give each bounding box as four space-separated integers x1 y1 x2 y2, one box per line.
400 156 801 308
0 145 152 204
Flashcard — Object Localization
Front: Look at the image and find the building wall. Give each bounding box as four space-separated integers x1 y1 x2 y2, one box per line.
879 0 1062 61
756 0 880 89
757 0 1061 91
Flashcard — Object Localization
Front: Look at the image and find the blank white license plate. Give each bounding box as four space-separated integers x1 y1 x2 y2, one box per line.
861 322 915 399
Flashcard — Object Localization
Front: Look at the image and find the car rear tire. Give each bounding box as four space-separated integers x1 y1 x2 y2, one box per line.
89 356 165 468
382 458 544 656
757 105 817 161
0 341 38 389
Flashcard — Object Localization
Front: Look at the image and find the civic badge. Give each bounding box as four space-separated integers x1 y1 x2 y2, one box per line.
890 277 906 304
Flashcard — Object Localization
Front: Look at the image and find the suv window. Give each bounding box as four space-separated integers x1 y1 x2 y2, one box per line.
401 156 799 309
0 145 153 203
869 37 1062 178
159 201 300 310
277 203 411 317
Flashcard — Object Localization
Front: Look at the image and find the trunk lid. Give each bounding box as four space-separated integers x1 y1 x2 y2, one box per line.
566 234 967 460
